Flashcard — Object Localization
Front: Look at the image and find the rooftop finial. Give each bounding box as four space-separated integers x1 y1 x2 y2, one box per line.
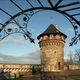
37 24 67 39
55 24 59 30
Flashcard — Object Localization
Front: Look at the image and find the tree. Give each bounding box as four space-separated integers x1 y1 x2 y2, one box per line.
73 49 80 64
68 51 73 63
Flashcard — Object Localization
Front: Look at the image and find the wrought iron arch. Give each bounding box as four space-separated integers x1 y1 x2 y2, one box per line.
0 0 80 46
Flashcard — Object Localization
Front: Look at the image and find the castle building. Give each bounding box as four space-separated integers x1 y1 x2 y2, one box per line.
0 24 80 80
37 24 67 71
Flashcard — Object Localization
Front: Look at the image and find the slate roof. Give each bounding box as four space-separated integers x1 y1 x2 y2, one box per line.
37 24 67 39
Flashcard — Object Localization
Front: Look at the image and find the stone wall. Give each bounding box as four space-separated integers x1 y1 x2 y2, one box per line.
0 64 41 74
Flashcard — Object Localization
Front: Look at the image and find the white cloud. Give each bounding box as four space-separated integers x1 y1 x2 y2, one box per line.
0 57 4 61
67 28 74 32
0 35 27 46
0 19 2 23
0 50 41 64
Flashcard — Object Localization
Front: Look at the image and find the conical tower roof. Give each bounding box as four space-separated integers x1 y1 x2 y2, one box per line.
37 24 67 39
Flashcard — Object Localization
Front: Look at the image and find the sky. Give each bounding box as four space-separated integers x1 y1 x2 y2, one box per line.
0 0 80 64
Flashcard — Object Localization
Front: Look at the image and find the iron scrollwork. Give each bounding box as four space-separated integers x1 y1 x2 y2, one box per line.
69 20 80 46
16 11 35 43
0 0 80 45
0 10 35 43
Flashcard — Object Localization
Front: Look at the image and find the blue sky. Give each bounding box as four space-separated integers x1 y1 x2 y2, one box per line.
0 0 80 64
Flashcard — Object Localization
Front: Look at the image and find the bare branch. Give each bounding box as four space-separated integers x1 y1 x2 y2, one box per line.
73 49 80 64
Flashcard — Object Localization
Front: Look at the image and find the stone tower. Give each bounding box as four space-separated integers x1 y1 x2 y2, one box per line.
37 24 67 72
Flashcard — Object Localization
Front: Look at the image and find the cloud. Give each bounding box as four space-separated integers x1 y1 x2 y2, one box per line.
19 50 41 64
0 35 27 46
23 50 40 59
0 19 2 23
67 28 74 32
0 50 41 64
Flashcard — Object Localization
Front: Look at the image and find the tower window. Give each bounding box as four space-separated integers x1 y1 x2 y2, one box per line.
54 51 56 54
58 62 61 70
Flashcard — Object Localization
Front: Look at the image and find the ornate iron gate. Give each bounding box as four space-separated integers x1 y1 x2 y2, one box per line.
0 0 80 46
